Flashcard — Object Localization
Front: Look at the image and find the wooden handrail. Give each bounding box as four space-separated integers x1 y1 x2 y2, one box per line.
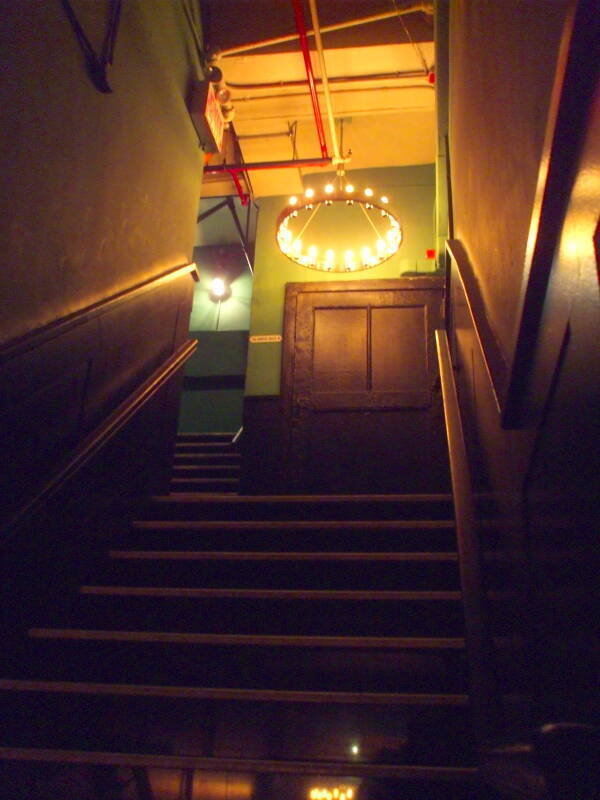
2 338 197 537
0 262 199 361
435 329 497 745
445 240 509 415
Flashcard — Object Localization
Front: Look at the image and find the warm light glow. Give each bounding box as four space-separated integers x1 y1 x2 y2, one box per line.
309 785 355 800
351 743 359 755
210 277 227 298
276 185 402 272
289 195 298 205
380 195 389 203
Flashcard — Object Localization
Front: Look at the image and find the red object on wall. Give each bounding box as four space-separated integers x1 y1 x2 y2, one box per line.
426 249 436 259
188 81 225 153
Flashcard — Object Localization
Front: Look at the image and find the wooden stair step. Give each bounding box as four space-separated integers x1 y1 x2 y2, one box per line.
0 690 474 768
62 592 464 636
143 494 454 522
0 748 480 780
173 452 241 463
170 477 239 488
132 518 455 530
29 629 466 648
124 521 458 553
177 432 235 443
99 556 461 589
172 464 240 473
8 638 468 691
109 549 458 562
175 441 237 450
0 679 469 705
81 586 462 600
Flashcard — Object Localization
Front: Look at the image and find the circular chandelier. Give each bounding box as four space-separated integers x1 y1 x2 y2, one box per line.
276 181 402 273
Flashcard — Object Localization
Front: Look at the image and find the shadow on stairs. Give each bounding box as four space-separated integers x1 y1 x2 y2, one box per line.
0 442 499 799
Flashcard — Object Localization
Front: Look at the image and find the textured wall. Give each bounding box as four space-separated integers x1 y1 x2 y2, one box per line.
0 1 204 343
449 0 568 359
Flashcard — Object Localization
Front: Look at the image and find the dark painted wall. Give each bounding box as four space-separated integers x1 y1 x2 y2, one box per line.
0 0 204 344
449 0 569 357
447 0 599 732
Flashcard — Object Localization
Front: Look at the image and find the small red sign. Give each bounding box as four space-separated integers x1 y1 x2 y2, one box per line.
188 81 225 153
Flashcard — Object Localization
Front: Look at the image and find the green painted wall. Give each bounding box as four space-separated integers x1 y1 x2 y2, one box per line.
178 331 248 433
246 164 436 396
189 267 253 331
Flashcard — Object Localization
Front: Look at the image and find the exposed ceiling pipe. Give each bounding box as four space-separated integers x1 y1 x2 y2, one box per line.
215 5 434 58
307 0 342 167
227 69 428 91
204 157 331 174
290 0 329 159
232 84 435 104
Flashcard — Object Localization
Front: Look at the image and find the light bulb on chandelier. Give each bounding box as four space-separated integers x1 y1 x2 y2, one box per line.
276 180 402 273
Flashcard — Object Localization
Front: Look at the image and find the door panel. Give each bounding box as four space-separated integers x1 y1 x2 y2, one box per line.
282 278 448 493
371 306 427 394
313 307 368 391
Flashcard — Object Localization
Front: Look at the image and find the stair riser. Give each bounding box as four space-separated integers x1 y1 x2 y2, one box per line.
0 692 474 766
12 640 469 692
143 499 455 522
125 527 458 553
172 466 240 478
177 433 235 443
173 454 241 465
170 479 239 492
102 559 462 590
53 596 465 636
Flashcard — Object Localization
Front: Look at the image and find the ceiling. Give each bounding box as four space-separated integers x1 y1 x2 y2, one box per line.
199 0 436 198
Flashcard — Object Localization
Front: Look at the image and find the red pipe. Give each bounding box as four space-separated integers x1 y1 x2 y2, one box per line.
205 157 331 174
290 0 329 159
227 169 249 206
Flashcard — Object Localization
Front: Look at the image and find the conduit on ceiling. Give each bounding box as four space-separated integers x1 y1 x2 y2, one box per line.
214 4 434 58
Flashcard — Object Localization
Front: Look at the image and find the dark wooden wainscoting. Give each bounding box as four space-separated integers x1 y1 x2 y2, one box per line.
240 396 285 494
1 264 198 637
281 278 450 494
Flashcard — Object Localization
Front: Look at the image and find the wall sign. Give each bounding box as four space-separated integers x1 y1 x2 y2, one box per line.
188 81 225 153
249 334 282 343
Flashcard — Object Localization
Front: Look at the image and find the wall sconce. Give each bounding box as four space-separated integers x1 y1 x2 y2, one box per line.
209 276 231 302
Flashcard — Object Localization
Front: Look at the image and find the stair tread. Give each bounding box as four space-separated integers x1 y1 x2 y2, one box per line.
0 747 479 778
153 493 454 503
109 550 459 562
132 518 455 530
80 586 462 600
0 679 469 705
28 629 466 648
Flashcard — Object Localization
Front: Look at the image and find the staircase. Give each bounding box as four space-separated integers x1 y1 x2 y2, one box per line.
0 453 489 797
170 432 241 494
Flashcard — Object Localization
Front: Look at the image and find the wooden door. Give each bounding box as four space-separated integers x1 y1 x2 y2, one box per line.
282 278 448 493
